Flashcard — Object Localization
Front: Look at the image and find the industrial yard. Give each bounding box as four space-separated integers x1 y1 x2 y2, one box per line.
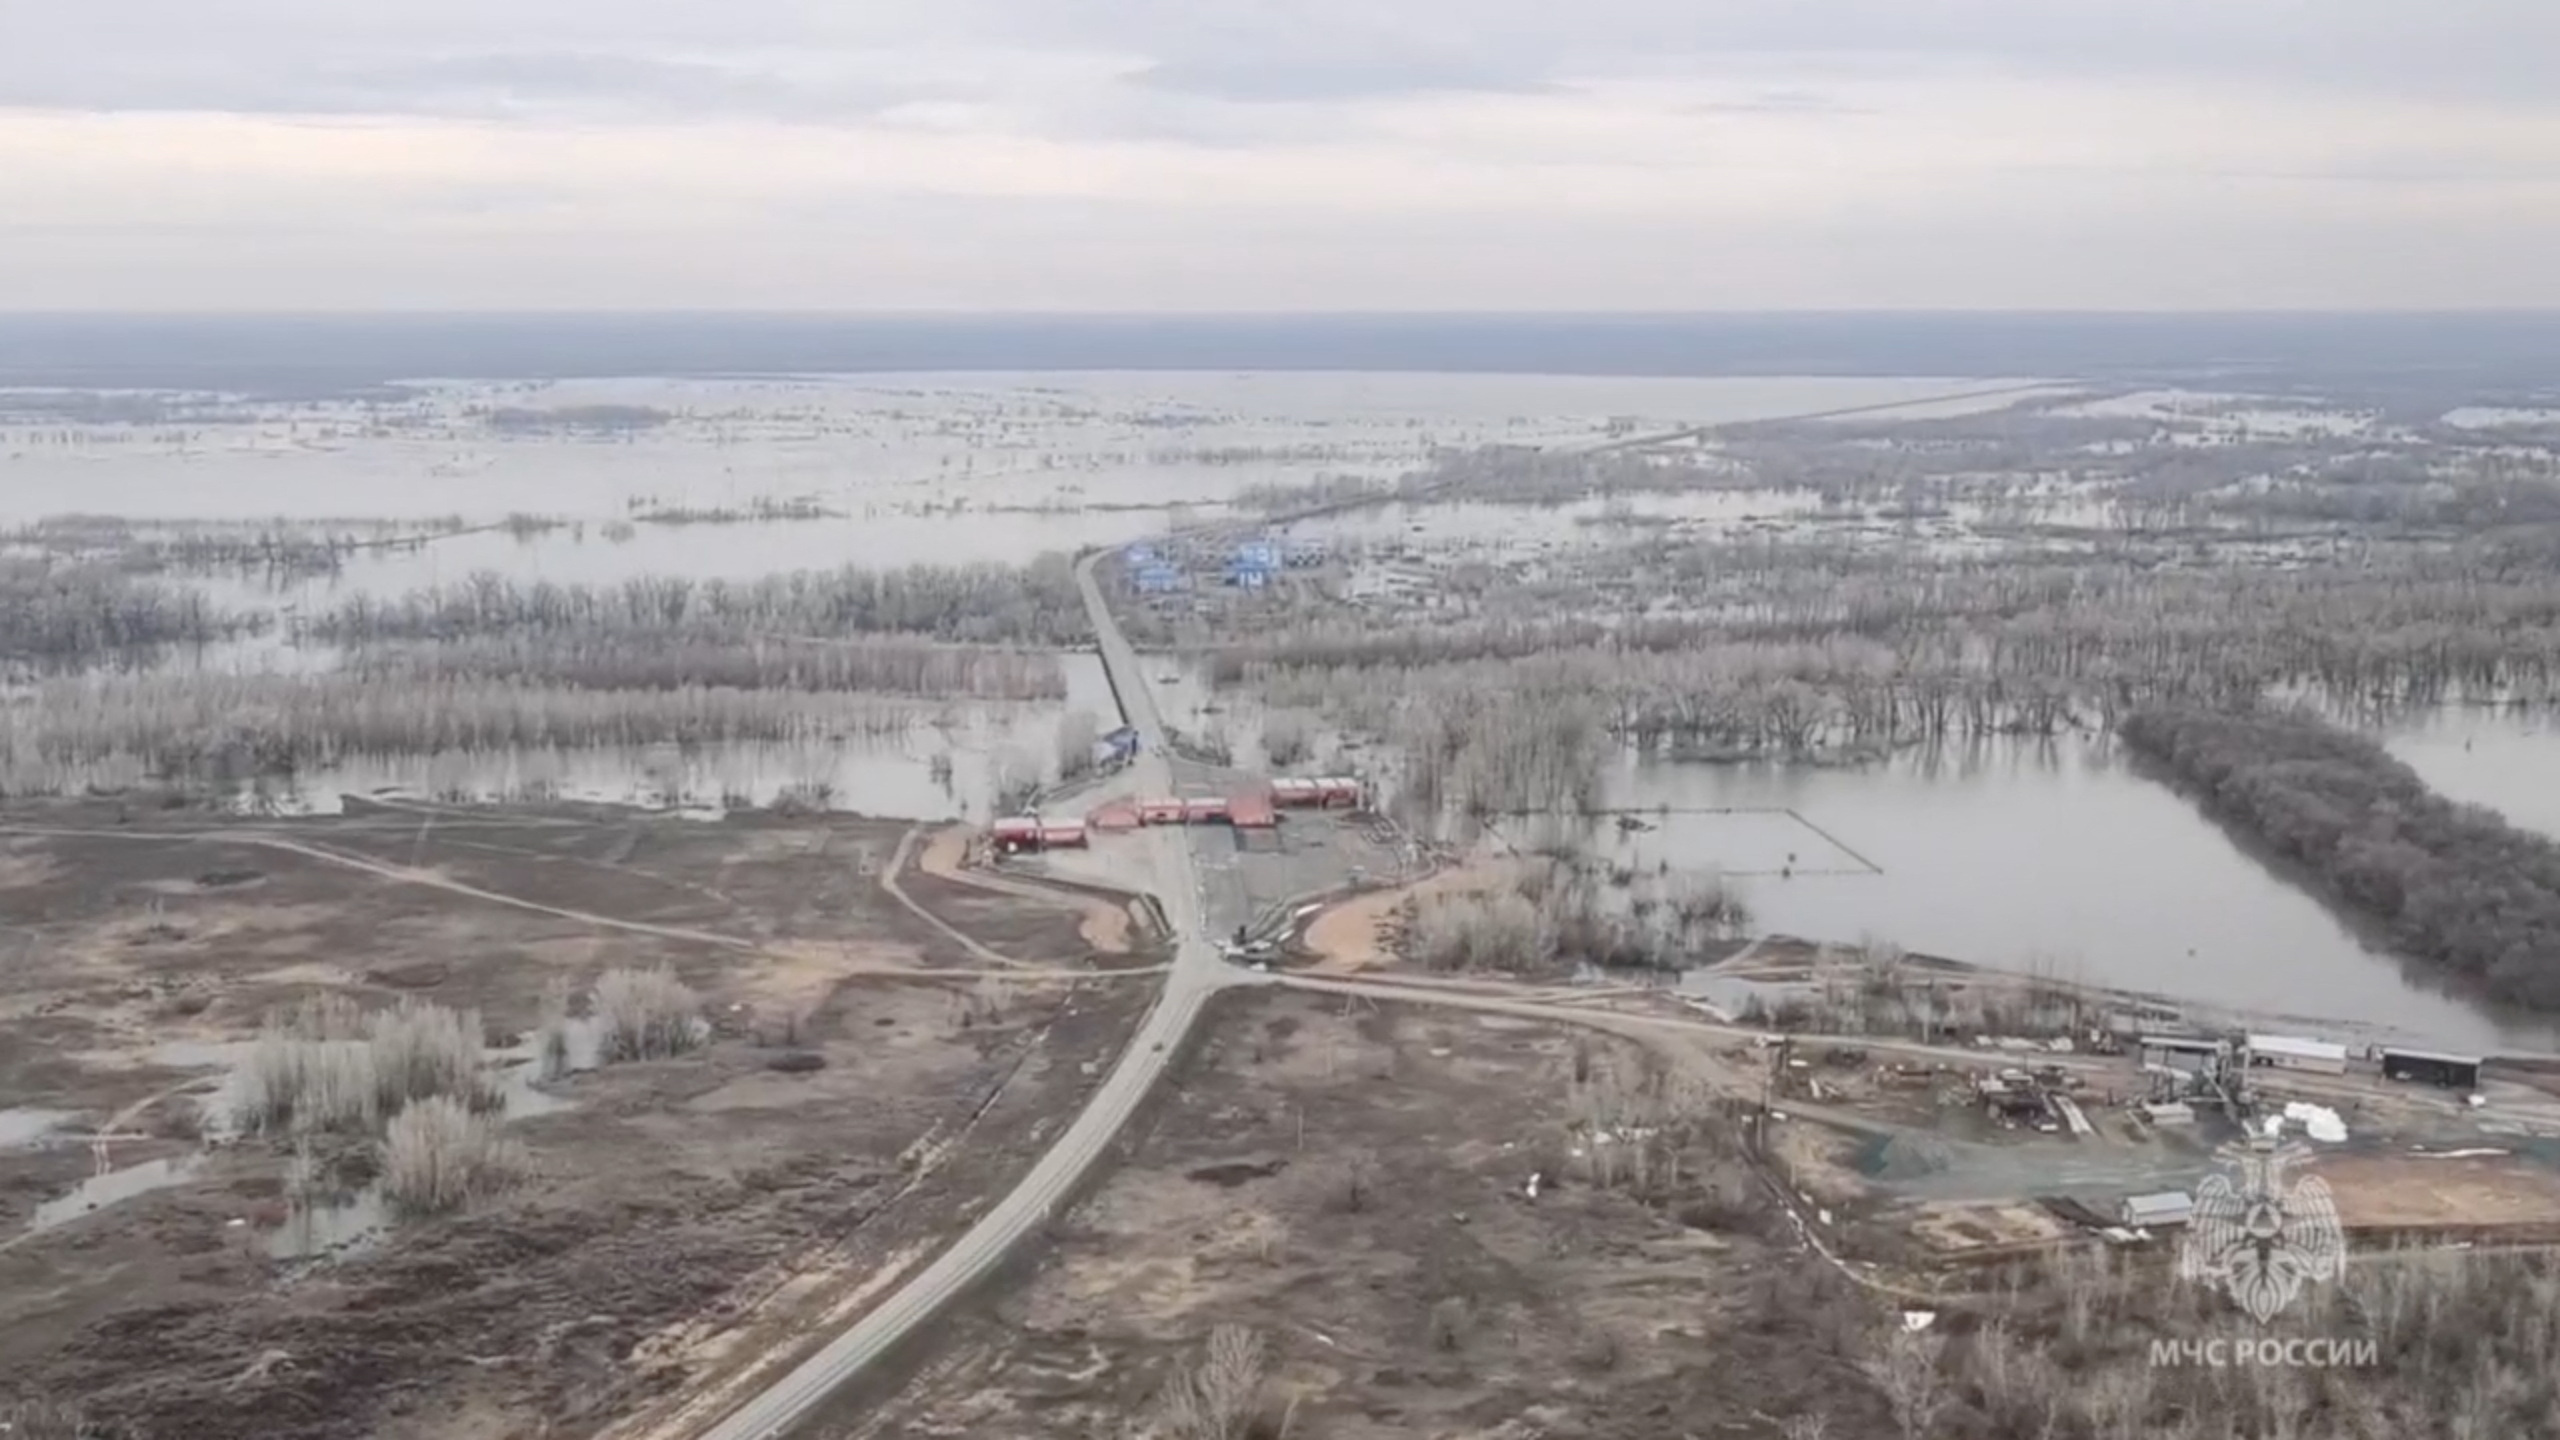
833 975 2560 1439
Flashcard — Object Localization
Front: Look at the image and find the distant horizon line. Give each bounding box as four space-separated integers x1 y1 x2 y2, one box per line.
6 307 2560 321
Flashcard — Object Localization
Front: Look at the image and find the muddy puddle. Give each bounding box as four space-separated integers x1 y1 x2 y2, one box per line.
30 1154 208 1232
267 1189 392 1262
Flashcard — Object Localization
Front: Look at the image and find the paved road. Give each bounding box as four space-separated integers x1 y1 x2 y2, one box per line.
696 552 1242 1440
1579 382 2062 453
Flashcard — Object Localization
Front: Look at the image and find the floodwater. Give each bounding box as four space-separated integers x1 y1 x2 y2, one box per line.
268 1188 390 1261
1594 739 2560 1056
228 712 1066 821
0 370 2035 533
1282 491 1829 552
29 1154 207 1232
10 371 2026 818
2383 706 2560 844
0 1108 73 1148
34 648 1118 825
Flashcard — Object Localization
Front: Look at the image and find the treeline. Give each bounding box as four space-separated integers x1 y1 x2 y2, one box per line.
2121 705 2560 1011
304 557 1089 647
0 671 925 795
0 558 256 667
1220 525 2560 759
1260 641 2083 761
1391 680 1611 817
350 634 1063 700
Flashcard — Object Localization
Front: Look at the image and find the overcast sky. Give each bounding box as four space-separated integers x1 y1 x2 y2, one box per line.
7 1 2559 310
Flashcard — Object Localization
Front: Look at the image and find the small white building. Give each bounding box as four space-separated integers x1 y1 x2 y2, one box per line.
2248 1034 2350 1075
2121 1191 2195 1228
2140 1100 2197 1127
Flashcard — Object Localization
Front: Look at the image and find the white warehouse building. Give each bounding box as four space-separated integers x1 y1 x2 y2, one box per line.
2248 1034 2350 1075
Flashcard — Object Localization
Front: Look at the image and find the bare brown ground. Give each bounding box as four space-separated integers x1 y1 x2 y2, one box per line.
916 824 1135 956
825 987 1899 1440
0 799 1157 1440
1908 1201 2073 1256
1300 853 1518 974
2311 1153 2560 1230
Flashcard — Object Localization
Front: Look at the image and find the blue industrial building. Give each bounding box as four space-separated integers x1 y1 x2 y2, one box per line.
1134 562 1187 594
1098 725 1141 766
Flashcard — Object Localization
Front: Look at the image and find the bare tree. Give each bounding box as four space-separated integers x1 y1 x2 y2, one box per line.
1865 1326 1947 1440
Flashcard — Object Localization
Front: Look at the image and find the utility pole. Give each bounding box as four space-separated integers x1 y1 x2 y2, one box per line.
1755 1034 1790 1156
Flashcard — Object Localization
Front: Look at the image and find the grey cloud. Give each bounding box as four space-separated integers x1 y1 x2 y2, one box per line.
1125 54 1554 103
7 0 2559 122
0 50 924 121
1687 90 1872 117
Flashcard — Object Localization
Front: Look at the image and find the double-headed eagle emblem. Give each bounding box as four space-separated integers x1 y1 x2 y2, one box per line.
2180 1141 2346 1323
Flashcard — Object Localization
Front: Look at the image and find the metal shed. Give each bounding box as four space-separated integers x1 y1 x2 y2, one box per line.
2120 1191 2194 1228
2381 1048 2483 1090
2248 1034 2350 1075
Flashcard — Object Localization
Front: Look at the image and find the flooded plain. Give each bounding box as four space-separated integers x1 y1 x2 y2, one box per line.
6 371 2030 822
16 369 2560 1045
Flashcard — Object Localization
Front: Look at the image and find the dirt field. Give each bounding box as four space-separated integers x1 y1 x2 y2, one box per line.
830 987 1904 1440
0 798 1157 1439
2311 1151 2560 1231
1300 855 1521 974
